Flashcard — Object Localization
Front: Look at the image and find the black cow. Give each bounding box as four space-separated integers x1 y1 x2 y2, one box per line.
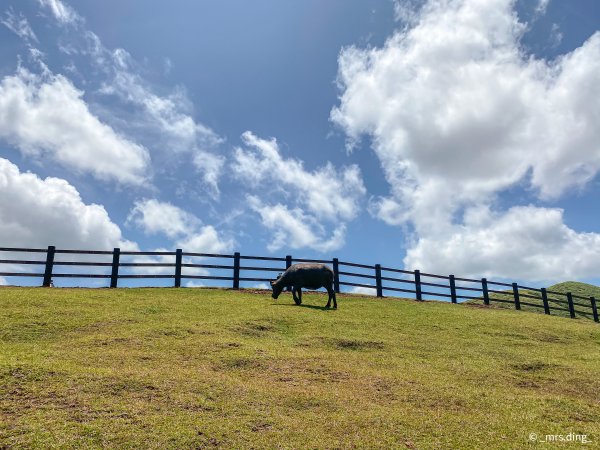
270 263 337 309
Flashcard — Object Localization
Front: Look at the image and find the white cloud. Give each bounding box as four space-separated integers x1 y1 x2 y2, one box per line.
535 0 550 16
331 0 600 280
549 23 563 48
125 200 233 279
127 199 233 254
247 196 346 253
233 131 365 222
177 225 233 255
0 158 132 251
0 67 150 185
393 0 423 24
192 150 225 195
349 286 377 296
127 199 200 239
37 0 80 25
232 132 364 253
126 249 210 278
97 45 225 195
33 0 225 195
2 8 38 42
405 206 600 281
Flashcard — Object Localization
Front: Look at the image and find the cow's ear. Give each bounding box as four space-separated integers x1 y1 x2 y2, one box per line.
270 281 275 286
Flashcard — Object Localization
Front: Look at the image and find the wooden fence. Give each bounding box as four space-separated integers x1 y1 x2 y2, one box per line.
0 246 598 322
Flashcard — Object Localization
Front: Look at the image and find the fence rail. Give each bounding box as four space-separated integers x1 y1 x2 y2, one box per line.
0 246 597 323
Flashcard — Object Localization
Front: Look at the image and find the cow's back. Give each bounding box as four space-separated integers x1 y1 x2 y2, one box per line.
284 264 333 289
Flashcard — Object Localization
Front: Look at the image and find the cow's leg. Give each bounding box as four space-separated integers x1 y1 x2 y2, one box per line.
326 286 336 309
292 286 302 305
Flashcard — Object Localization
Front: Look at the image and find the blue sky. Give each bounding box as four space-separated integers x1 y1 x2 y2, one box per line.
1 0 600 288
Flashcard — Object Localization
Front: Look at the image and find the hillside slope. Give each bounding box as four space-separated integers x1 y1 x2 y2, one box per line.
467 281 600 320
548 281 600 299
1 287 599 449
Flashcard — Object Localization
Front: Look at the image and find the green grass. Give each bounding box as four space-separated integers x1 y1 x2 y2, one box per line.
1 287 599 449
470 281 600 321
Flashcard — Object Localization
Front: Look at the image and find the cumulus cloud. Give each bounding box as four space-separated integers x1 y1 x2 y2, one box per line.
332 0 600 280
127 199 233 254
0 67 150 185
232 131 365 222
125 200 233 278
2 8 38 42
349 286 377 296
247 196 346 253
232 132 364 252
128 199 201 239
178 226 233 254
0 158 132 250
405 206 600 281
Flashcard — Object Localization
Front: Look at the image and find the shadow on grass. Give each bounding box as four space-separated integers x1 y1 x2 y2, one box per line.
271 303 334 311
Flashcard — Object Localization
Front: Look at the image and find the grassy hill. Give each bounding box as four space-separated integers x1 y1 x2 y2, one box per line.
1 287 599 449
469 281 600 321
549 281 600 299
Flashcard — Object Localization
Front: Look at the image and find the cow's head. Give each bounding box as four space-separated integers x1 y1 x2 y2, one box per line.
270 277 284 299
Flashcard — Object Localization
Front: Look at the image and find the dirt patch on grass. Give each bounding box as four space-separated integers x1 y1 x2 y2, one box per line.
219 356 266 371
250 421 273 432
104 379 159 396
78 318 138 332
148 327 197 340
511 361 557 372
0 321 67 342
372 377 398 400
94 336 143 347
328 338 386 351
531 332 563 343
515 380 541 389
232 320 278 337
240 289 272 295
266 359 350 386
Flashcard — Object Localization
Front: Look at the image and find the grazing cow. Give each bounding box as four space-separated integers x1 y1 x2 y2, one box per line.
270 263 337 309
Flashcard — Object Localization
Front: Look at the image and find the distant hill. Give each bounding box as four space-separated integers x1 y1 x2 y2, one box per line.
467 281 599 321
547 281 600 300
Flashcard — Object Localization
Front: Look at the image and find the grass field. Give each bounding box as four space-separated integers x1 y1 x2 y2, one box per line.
1 287 599 449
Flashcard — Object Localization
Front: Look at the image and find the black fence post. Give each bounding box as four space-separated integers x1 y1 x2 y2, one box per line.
512 283 520 310
566 292 576 319
285 255 292 291
174 249 182 288
110 247 120 288
42 245 55 287
332 258 340 294
482 278 489 305
414 270 422 301
541 288 550 315
590 297 599 323
449 275 457 304
375 264 383 298
233 252 240 289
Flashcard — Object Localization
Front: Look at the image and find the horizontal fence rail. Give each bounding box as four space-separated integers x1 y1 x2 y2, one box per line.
0 246 597 323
